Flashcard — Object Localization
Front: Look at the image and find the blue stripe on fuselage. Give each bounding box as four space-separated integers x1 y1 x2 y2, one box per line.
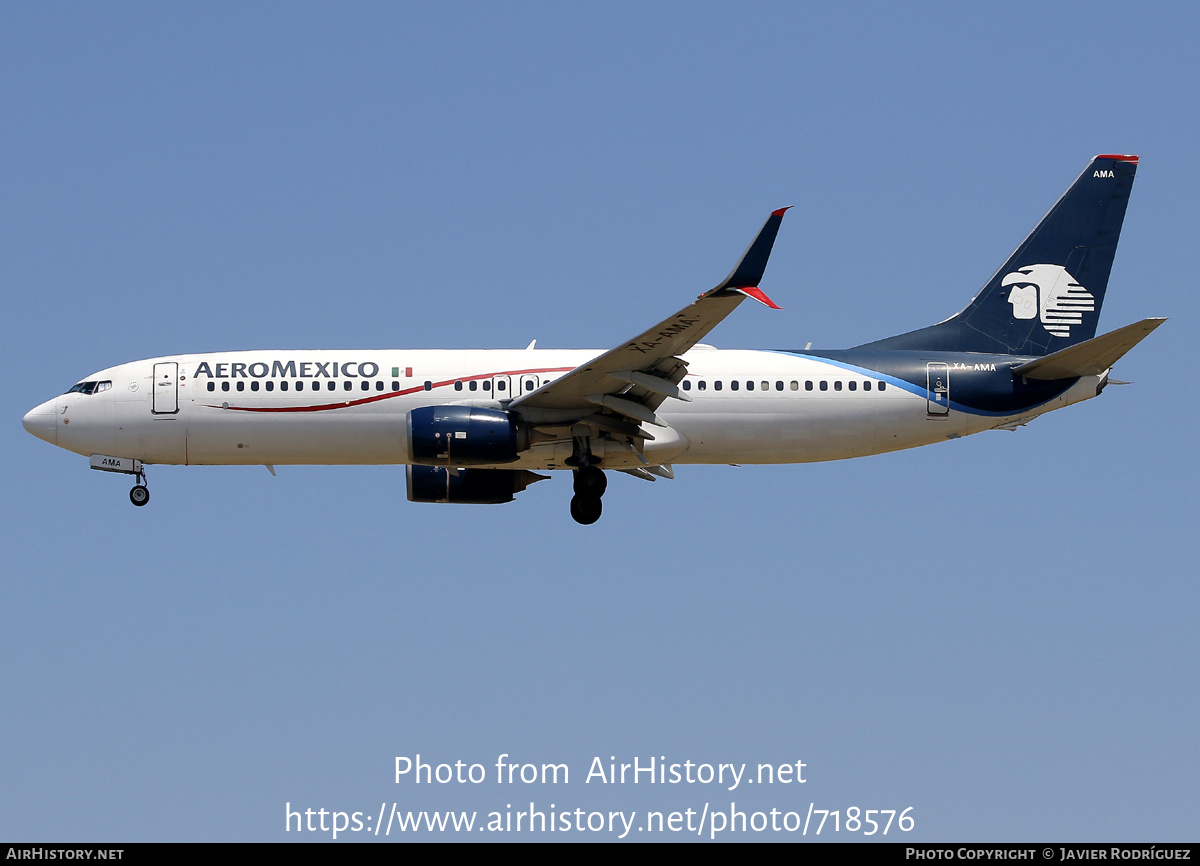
769 349 1077 416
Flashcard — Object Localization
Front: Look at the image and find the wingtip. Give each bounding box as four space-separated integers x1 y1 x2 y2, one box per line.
736 286 782 310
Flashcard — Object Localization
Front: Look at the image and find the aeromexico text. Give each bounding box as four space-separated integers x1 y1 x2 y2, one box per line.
193 360 384 379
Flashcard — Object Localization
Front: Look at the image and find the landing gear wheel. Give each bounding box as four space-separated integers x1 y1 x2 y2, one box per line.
572 465 608 497
129 485 150 507
570 494 602 525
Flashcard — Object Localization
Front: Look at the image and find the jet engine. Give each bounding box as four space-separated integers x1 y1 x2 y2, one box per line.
406 466 546 504
407 406 527 466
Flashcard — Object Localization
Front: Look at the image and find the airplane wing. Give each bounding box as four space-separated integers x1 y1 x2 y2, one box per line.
510 208 788 436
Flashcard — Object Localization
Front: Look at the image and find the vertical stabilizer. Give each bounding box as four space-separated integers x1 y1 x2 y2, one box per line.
860 155 1138 356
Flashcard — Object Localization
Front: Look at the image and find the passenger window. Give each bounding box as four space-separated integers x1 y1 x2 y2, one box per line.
251 381 260 392
207 382 215 392
790 381 799 391
834 381 842 391
698 380 707 391
344 381 352 391
744 380 752 390
819 381 828 391
296 381 304 391
682 380 691 391
879 381 886 391
280 381 289 392
524 380 535 391
469 380 478 391
391 382 400 392
221 382 230 392
375 381 384 391
864 381 872 391
266 381 275 392
730 380 739 391
237 381 245 391
483 381 491 392
761 381 769 391
454 381 463 391
362 381 370 391
776 381 784 391
848 381 857 391
329 381 336 391
496 380 506 392
424 381 432 391
805 380 813 391
714 381 723 391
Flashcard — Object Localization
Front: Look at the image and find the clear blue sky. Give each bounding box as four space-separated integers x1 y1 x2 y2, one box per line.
2 1 1196 841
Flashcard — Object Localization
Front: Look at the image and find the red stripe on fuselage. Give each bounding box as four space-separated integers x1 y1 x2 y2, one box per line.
202 366 576 413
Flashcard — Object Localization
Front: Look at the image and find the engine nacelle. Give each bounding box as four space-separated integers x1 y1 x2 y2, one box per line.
406 466 545 504
407 406 527 466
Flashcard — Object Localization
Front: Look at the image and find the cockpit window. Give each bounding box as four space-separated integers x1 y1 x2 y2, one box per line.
64 380 111 396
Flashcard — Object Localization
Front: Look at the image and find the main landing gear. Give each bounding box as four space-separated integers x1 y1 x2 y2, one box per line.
570 466 607 525
566 432 607 525
566 429 609 522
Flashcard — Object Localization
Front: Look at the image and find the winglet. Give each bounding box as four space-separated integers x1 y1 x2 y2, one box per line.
710 207 790 294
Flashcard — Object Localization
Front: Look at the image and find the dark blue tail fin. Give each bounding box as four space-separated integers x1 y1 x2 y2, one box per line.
859 155 1138 356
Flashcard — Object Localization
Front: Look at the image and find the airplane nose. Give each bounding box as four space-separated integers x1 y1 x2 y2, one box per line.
22 398 57 445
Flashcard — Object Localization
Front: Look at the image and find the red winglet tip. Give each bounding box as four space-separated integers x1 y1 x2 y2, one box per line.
1096 154 1139 163
737 286 782 310
771 206 793 217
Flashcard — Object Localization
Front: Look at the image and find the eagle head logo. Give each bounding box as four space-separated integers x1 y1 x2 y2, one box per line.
1002 264 1095 338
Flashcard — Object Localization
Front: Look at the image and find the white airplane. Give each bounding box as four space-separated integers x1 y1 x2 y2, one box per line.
23 155 1164 524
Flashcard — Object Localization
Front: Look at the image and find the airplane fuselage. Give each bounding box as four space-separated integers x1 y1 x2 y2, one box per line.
23 347 1101 470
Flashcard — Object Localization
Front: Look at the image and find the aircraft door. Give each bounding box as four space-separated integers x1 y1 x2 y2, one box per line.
926 362 949 416
152 362 179 415
490 375 511 401
516 374 539 397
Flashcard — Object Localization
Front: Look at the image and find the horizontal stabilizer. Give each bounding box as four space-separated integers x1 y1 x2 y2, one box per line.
1013 318 1165 380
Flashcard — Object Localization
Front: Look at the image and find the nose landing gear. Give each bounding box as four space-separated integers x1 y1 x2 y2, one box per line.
129 466 150 507
88 455 151 507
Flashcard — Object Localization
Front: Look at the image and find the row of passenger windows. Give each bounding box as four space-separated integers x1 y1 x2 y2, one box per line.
681 379 886 392
207 378 539 394
208 380 406 393
205 377 887 395
454 379 520 392
72 373 894 398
